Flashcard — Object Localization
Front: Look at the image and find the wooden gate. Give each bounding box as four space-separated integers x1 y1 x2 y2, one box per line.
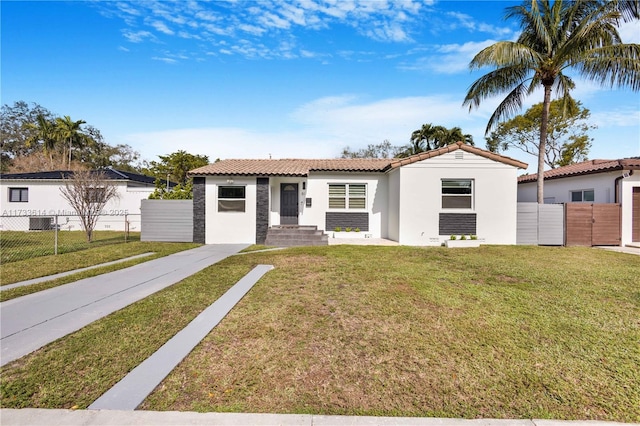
565 203 621 246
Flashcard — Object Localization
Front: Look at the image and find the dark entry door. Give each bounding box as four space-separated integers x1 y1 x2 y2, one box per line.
280 183 298 225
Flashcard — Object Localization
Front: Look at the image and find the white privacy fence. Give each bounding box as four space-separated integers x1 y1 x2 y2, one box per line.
516 203 564 246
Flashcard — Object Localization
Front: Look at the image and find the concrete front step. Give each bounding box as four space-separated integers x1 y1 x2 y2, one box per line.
265 239 328 247
265 226 329 247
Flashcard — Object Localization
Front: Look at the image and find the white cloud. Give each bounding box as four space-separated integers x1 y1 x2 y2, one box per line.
124 93 505 163
618 20 640 43
151 57 177 64
590 109 640 128
122 30 155 43
149 20 174 35
399 40 496 74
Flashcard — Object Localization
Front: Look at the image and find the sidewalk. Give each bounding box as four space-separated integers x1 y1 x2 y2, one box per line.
0 409 627 426
0 244 247 366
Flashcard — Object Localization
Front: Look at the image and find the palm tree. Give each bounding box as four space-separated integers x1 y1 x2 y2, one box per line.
437 127 474 147
403 124 445 157
56 116 87 168
24 114 58 168
463 0 639 203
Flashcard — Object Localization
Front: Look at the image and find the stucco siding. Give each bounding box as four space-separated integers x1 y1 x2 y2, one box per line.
518 171 618 203
205 176 257 244
304 173 387 237
621 173 640 246
1 180 151 231
397 151 519 245
387 169 400 242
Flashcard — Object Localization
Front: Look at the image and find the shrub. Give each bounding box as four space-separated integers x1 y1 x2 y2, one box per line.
461 235 467 240
334 227 342 232
450 235 457 240
355 228 360 232
345 227 352 232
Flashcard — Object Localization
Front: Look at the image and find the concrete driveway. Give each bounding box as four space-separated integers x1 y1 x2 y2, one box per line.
0 244 247 367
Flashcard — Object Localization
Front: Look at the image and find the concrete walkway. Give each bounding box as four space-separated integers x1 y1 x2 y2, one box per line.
0 409 628 426
0 244 247 367
1 252 155 291
89 265 274 410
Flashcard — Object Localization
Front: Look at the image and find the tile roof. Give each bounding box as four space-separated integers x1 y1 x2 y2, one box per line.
0 168 157 185
517 158 640 183
189 158 392 176
189 143 528 176
388 142 528 169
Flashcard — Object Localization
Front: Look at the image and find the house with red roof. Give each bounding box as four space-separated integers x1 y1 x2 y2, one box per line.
189 142 528 246
517 158 640 246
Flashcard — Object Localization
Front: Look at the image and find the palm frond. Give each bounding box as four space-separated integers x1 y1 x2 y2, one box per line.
576 44 640 90
484 81 532 134
464 65 532 110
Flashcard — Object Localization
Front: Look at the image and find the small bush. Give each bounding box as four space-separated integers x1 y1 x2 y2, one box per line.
334 227 342 232
355 228 360 232
345 227 352 232
470 235 478 240
450 235 457 240
460 235 467 240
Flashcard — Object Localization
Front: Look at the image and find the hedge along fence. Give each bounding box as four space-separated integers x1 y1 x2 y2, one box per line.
0 214 139 263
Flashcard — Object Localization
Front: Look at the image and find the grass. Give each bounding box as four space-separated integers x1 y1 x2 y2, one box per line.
0 241 200 301
0 230 141 264
1 245 638 421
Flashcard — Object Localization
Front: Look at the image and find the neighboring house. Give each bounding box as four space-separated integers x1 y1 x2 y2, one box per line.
189 142 528 246
517 158 640 246
0 168 156 232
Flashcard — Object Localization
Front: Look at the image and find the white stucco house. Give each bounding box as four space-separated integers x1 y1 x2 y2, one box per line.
517 158 640 247
0 168 157 232
189 142 528 246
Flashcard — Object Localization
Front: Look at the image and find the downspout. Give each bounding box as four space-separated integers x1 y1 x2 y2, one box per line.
614 170 633 203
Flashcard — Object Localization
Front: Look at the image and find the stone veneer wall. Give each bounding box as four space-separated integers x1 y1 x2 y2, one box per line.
256 178 270 244
192 177 206 244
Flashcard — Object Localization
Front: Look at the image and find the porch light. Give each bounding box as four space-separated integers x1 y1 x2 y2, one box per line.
227 178 234 184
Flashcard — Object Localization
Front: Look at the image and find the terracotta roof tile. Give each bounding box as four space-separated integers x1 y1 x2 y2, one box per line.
388 142 528 169
517 158 640 183
189 158 391 176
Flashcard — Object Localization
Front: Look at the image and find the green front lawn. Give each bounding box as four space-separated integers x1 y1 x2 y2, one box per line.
0 241 200 301
1 246 638 421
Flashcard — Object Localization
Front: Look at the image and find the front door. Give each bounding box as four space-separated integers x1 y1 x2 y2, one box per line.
280 183 298 225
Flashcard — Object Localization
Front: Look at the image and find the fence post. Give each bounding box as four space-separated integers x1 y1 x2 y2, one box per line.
54 214 59 255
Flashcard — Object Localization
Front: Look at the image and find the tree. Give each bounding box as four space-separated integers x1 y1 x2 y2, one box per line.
1 101 144 173
24 114 58 168
59 169 120 242
144 150 210 199
55 116 87 168
340 140 399 158
438 127 474 146
1 101 55 171
487 99 595 168
463 0 640 203
396 124 475 158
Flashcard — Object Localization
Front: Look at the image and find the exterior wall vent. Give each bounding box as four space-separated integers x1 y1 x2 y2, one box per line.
455 151 464 160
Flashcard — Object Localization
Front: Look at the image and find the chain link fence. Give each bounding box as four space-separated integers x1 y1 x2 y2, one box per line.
0 213 141 263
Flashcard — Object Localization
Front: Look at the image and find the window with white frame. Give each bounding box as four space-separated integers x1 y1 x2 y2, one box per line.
570 189 594 202
442 179 473 209
328 184 366 209
9 188 28 202
218 186 246 212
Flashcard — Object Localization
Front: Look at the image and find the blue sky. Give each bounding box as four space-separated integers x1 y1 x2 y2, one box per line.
2 0 639 173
